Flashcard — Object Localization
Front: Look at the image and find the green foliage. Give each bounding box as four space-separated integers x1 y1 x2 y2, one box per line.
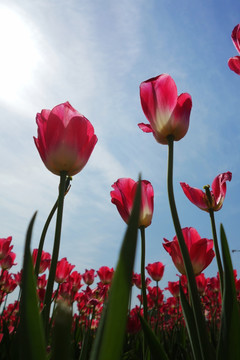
18 212 47 360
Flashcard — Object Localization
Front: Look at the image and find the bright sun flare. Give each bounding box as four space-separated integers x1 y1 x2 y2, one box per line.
0 6 42 104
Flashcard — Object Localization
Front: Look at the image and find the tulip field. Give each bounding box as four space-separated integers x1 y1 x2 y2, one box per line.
0 23 240 360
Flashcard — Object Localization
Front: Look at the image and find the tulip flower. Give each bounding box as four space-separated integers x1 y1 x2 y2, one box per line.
228 24 240 75
180 172 232 212
145 262 165 282
110 178 154 228
163 227 215 276
32 249 51 274
0 237 13 260
97 266 114 284
138 74 192 144
82 269 96 285
55 257 75 284
34 101 98 176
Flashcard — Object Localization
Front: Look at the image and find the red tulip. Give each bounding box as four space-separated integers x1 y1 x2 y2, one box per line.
34 102 98 176
228 24 240 75
0 252 16 270
82 269 96 285
166 281 180 297
55 257 75 284
138 74 192 144
110 178 154 228
32 249 51 274
0 237 13 260
180 172 232 212
145 262 165 282
97 266 114 284
163 227 215 276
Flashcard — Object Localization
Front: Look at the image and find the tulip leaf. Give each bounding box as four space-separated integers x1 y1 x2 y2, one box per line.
18 212 47 360
179 284 202 360
217 224 240 360
90 176 141 360
139 315 168 360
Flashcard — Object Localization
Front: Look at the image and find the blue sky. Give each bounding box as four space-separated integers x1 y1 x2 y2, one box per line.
1 0 240 301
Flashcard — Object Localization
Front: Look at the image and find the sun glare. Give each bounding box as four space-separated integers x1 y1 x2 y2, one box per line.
0 6 42 104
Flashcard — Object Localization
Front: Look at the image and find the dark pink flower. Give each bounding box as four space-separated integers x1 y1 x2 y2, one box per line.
163 227 215 276
97 266 114 284
0 237 13 260
228 24 240 75
55 257 75 284
111 178 154 227
138 74 192 144
145 262 165 282
82 269 96 285
180 172 232 212
34 102 98 176
0 252 16 270
32 249 51 274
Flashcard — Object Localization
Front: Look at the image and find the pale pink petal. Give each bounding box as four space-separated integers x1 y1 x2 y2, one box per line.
138 123 153 133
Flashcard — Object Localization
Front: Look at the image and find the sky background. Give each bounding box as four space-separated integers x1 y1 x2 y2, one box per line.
1 0 240 303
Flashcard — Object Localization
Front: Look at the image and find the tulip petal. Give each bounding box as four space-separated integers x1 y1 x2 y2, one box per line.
138 123 153 133
180 182 208 211
228 56 240 75
170 93 192 141
231 24 240 53
211 172 232 210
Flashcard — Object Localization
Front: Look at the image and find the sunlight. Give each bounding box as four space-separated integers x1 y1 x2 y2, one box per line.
0 5 42 104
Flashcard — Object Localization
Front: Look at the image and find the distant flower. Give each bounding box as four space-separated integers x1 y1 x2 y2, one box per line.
228 24 240 75
138 74 192 144
111 178 154 228
32 249 51 274
165 280 180 297
146 262 165 282
55 257 75 284
132 273 151 289
0 252 16 270
97 266 114 284
34 102 98 176
163 227 215 276
82 269 96 285
180 172 232 212
0 237 13 260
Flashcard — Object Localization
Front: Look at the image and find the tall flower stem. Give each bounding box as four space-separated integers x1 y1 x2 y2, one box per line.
204 186 223 295
35 177 71 278
42 171 67 339
140 226 147 322
167 135 212 360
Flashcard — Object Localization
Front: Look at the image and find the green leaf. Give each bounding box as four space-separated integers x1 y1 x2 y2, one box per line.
179 284 202 360
139 315 168 360
217 224 240 360
18 212 47 360
90 176 141 360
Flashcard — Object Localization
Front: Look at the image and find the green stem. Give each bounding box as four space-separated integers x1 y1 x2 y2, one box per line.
35 177 71 278
35 200 58 278
167 135 213 360
42 171 67 340
208 209 223 295
140 226 147 322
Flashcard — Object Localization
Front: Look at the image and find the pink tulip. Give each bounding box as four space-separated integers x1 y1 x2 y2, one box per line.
97 266 114 284
228 24 240 75
138 74 192 144
55 257 75 284
180 172 232 212
34 102 98 176
110 178 154 228
0 237 13 260
146 262 165 282
82 269 96 285
163 227 215 276
32 249 51 274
